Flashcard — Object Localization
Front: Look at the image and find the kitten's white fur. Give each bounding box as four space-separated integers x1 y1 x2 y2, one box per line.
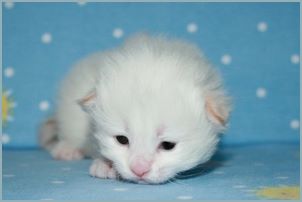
40 33 231 184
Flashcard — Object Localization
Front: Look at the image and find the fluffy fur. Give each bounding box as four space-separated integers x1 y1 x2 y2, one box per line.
40 33 231 184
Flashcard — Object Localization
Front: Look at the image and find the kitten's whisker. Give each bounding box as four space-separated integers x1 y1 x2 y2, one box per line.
168 177 192 192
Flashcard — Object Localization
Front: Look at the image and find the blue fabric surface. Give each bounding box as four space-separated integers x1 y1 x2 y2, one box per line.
2 2 300 148
3 143 299 200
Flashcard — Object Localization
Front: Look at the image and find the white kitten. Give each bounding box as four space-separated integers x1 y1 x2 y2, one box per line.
39 33 231 184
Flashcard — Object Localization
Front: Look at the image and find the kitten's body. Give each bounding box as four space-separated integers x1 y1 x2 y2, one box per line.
40 34 231 184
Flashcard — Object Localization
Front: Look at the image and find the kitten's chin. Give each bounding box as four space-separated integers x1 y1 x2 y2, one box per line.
119 171 174 184
138 172 176 184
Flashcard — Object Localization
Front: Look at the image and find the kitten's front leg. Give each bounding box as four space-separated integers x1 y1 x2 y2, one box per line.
51 140 84 161
89 158 117 179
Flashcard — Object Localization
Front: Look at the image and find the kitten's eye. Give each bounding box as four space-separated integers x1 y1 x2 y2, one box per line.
115 135 129 145
159 141 176 151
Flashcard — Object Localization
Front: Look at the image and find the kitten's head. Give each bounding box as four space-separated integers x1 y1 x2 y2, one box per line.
78 35 231 184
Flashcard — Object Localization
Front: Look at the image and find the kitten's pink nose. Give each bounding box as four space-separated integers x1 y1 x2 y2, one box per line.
130 158 151 177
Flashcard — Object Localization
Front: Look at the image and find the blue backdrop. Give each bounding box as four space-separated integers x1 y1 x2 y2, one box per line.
2 2 300 148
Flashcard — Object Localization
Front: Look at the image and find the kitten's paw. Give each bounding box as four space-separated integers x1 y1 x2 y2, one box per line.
51 141 84 161
89 159 117 179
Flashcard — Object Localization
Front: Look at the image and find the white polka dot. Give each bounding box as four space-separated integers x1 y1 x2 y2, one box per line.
257 22 268 32
290 54 300 64
242 189 256 193
113 28 124 39
258 185 266 188
51 180 65 184
221 54 232 65
11 102 17 108
290 119 300 129
41 33 52 44
187 22 198 33
275 176 289 180
39 101 50 111
4 67 14 78
7 115 14 122
256 87 267 98
233 185 247 189
4 1 14 9
77 0 87 5
1 134 10 144
113 187 128 192
4 89 13 97
177 195 193 200
3 174 15 178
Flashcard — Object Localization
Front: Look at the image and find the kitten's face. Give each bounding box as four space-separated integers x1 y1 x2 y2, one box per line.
88 86 219 184
95 119 218 184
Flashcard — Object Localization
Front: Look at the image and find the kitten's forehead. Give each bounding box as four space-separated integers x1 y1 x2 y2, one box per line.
126 111 159 138
126 111 183 143
156 124 166 137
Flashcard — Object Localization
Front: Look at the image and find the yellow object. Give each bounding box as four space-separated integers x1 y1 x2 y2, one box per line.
2 90 14 126
257 186 300 200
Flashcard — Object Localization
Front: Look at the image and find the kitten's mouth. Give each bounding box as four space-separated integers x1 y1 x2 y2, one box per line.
122 175 155 184
133 175 169 185
132 175 149 184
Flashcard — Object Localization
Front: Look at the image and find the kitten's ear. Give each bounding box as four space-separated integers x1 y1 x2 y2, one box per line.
205 94 231 128
77 89 97 113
